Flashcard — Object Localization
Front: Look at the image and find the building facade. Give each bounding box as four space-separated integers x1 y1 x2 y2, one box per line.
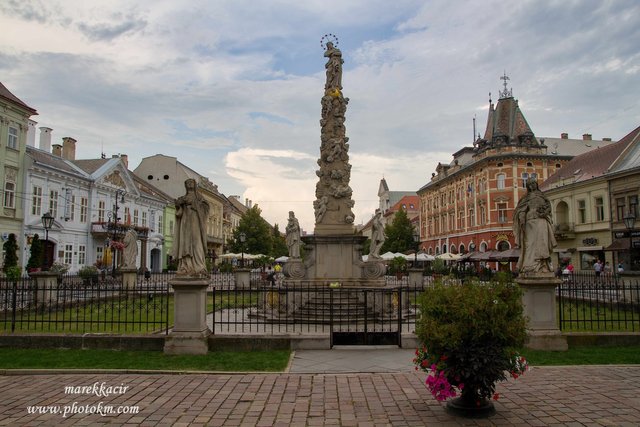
0 82 37 268
417 81 614 271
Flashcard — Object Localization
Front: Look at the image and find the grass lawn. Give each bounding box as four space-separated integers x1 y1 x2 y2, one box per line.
558 300 640 332
0 348 290 371
521 345 640 365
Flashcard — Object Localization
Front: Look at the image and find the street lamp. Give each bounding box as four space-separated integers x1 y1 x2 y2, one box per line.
239 232 246 268
624 212 636 270
41 212 54 270
413 230 420 264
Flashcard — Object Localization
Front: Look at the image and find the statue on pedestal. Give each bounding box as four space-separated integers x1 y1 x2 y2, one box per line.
121 226 138 270
174 179 210 277
369 210 386 259
286 211 301 259
514 179 557 274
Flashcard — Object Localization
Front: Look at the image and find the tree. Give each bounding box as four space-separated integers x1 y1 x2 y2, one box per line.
27 234 44 271
228 205 274 256
3 233 19 273
380 208 415 254
271 223 288 258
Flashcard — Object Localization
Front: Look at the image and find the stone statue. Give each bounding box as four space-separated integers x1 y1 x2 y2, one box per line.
286 211 301 258
369 210 386 259
324 42 343 90
513 179 557 274
173 178 210 277
121 227 138 269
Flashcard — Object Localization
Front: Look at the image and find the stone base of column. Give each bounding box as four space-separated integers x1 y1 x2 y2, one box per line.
164 277 211 355
120 269 137 289
517 273 568 351
234 269 252 289
164 331 210 355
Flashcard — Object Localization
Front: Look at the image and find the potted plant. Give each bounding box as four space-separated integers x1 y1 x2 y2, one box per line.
26 234 44 274
414 277 528 417
78 265 99 285
389 256 407 279
49 262 70 284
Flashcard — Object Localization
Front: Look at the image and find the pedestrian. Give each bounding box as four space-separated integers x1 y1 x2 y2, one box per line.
594 259 602 277
266 265 276 286
618 262 624 273
604 261 611 274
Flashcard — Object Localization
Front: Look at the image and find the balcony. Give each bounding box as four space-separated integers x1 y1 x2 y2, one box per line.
554 222 575 240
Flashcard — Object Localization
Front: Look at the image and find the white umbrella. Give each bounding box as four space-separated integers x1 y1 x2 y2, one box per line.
416 253 435 261
381 251 397 260
219 253 239 259
436 252 462 261
275 256 289 263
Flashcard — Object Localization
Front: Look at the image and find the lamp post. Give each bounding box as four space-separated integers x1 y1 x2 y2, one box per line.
41 212 54 271
104 189 126 277
624 212 636 270
413 230 420 265
239 232 246 268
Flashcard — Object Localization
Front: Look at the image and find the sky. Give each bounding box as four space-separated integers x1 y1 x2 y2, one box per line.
1 0 639 232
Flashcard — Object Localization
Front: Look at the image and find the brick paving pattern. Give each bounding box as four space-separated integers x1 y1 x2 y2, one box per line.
1 365 639 426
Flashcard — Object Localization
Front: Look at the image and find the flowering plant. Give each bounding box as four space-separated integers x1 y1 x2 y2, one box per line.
414 277 528 405
49 262 70 275
110 240 125 251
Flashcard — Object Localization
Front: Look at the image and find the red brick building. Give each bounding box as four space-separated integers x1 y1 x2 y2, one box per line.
417 80 612 269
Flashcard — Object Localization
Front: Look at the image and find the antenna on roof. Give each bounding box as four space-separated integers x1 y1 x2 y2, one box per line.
100 139 106 159
473 114 477 144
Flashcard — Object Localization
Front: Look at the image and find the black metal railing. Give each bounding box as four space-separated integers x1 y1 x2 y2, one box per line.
0 275 170 334
557 273 640 331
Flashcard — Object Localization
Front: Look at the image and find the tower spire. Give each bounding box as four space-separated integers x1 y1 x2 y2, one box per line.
499 71 512 99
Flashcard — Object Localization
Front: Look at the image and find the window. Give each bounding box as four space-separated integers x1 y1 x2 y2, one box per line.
458 211 464 229
578 200 586 224
64 244 73 265
496 173 506 190
3 181 15 208
70 196 76 221
158 214 164 234
142 211 147 227
449 212 455 231
629 195 638 218
49 190 59 218
80 197 88 223
32 186 43 215
595 196 605 221
124 207 130 224
7 126 18 149
96 246 103 262
521 173 529 188
133 209 139 225
169 220 174 235
98 200 106 222
479 205 486 225
469 208 475 227
616 197 626 221
498 203 508 223
78 245 86 265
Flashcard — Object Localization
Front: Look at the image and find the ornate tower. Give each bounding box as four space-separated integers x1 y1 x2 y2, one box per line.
314 36 356 235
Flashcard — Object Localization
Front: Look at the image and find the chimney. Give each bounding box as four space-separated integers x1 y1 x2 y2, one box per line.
52 144 63 157
603 137 612 142
560 132 568 139
62 137 76 160
245 198 249 207
582 134 592 141
27 120 37 147
120 154 128 168
39 127 53 151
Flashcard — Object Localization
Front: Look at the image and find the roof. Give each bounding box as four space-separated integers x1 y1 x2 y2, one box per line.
226 195 249 216
389 195 419 212
0 82 37 115
27 146 87 178
72 158 111 174
483 96 535 144
541 125 640 190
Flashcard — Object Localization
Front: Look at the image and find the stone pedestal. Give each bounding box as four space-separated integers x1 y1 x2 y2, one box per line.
164 277 210 355
234 268 252 289
517 273 568 351
120 269 138 289
619 271 640 303
30 271 59 306
407 268 423 287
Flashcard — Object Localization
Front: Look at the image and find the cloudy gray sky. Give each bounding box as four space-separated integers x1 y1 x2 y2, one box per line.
1 0 639 231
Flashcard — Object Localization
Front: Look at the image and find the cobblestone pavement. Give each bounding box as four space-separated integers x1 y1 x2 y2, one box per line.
1 363 639 426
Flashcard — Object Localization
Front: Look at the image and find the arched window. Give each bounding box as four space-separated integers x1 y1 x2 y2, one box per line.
496 173 506 190
497 241 510 251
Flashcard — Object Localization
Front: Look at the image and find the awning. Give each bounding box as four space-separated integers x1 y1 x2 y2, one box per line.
604 239 629 251
577 246 603 251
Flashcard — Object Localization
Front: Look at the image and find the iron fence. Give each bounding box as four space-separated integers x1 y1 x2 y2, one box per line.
0 275 170 334
557 273 640 331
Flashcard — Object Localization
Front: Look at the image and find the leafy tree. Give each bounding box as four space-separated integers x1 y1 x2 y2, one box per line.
271 223 288 258
380 208 416 254
3 233 19 273
228 205 274 256
27 234 44 271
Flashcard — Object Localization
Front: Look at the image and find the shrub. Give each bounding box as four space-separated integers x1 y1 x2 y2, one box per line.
414 278 528 402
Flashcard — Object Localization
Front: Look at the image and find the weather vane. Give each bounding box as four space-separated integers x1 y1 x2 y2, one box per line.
320 34 339 50
499 71 512 99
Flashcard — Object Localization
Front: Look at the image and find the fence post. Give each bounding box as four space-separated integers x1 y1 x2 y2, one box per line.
11 280 17 333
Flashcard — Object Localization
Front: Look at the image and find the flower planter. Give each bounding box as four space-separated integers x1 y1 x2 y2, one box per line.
446 389 495 418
